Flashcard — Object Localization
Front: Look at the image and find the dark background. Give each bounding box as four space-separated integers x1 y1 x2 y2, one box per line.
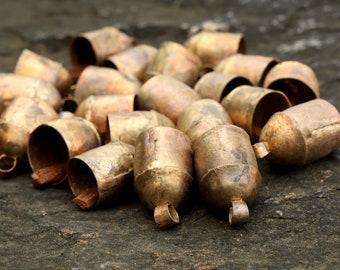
1 0 339 269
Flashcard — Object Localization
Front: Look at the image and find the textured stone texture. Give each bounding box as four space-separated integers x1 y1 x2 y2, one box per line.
1 0 339 269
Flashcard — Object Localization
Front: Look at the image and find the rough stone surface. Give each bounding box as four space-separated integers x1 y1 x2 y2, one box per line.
1 0 339 269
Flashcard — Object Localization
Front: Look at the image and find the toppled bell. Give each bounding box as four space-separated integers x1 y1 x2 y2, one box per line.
0 97 59 178
134 127 194 229
68 141 135 210
70 26 136 66
184 31 246 68
135 75 201 124
14 49 73 97
28 117 101 187
177 99 233 144
0 73 62 114
145 41 203 87
263 61 320 105
193 124 262 226
253 99 340 166
106 110 175 145
193 71 252 102
104 44 158 81
73 66 141 104
215 53 279 86
221 85 291 143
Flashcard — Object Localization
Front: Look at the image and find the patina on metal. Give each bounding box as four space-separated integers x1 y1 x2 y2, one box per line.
68 142 135 210
14 49 73 97
134 126 194 229
184 31 245 68
0 97 59 178
28 117 101 187
193 124 262 226
221 85 291 143
253 98 340 166
263 60 320 105
145 41 203 87
215 53 279 86
106 110 175 145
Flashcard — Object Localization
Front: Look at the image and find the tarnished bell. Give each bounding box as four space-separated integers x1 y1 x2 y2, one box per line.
177 99 233 144
194 71 252 102
104 44 158 81
73 66 141 104
253 99 340 166
145 41 203 87
184 31 246 68
0 97 59 178
70 26 136 66
106 110 175 145
0 73 62 114
14 49 73 97
263 61 320 105
28 117 101 188
193 125 262 226
75 94 135 137
136 75 201 124
134 127 194 229
68 142 135 210
221 85 291 143
215 54 279 86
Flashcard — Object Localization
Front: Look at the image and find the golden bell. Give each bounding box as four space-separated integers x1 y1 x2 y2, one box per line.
215 53 279 86
193 124 262 226
134 126 194 229
194 71 251 102
221 85 291 143
184 31 245 68
68 141 135 210
70 26 136 66
253 99 340 166
135 75 201 124
104 44 158 81
177 99 233 144
0 73 62 114
28 117 101 187
263 61 320 105
106 110 175 145
14 49 73 97
0 97 59 178
73 66 141 104
145 41 203 87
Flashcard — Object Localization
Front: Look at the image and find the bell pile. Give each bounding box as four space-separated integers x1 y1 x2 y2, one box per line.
1 26 339 229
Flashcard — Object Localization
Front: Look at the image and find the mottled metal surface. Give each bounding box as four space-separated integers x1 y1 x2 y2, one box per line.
0 0 339 269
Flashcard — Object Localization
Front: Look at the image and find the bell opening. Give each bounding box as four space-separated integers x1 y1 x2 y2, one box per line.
221 77 252 102
71 37 96 65
237 36 246 54
259 59 279 87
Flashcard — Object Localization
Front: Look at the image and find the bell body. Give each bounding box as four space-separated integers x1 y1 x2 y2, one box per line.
28 117 101 186
177 99 233 144
134 126 194 228
263 61 320 105
104 44 157 81
0 97 59 178
0 73 62 114
136 75 201 124
145 41 202 87
215 54 279 86
193 125 262 225
185 31 245 68
74 66 141 104
194 71 251 102
14 49 72 97
221 85 291 142
75 94 135 135
106 110 175 145
70 26 135 66
255 99 340 166
68 142 135 209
